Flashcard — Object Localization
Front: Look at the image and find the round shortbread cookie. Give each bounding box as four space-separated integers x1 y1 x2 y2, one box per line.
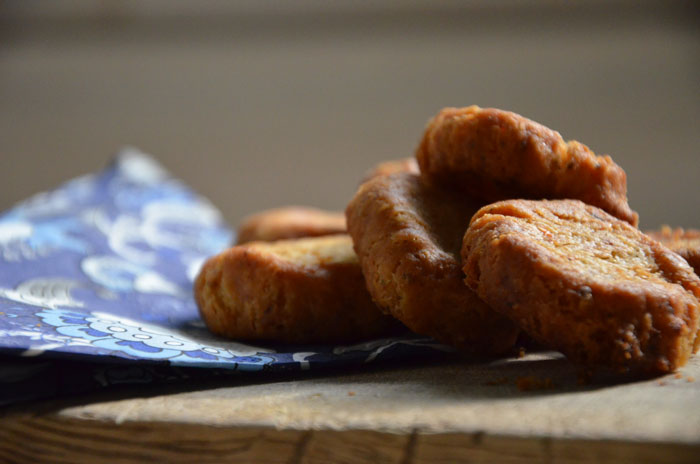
195 235 399 343
646 226 700 276
462 199 700 374
236 206 346 244
346 172 518 354
416 106 638 225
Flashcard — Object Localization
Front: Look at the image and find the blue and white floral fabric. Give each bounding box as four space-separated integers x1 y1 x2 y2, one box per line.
0 148 448 398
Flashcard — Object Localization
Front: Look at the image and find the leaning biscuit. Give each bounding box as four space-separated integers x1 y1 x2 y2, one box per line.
346 172 519 354
462 199 700 374
236 206 346 244
195 235 398 343
646 226 700 276
416 106 638 225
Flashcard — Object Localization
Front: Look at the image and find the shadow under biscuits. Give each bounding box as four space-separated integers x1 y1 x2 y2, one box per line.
0 333 658 417
300 348 653 403
0 331 452 414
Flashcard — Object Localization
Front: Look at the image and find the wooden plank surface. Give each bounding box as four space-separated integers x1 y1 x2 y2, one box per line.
1 415 699 463
2 351 699 463
48 352 700 443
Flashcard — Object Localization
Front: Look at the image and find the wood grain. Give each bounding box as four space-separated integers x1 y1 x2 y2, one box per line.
1 414 698 464
415 433 700 464
302 429 409 464
0 415 302 464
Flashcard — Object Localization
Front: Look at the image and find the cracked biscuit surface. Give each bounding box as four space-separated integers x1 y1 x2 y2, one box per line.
416 106 638 225
646 226 700 276
236 206 346 244
195 235 398 343
462 199 700 374
345 172 518 354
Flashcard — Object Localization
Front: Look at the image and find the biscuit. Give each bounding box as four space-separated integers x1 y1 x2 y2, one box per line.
646 226 700 276
195 235 398 343
361 158 419 183
346 172 519 354
462 199 700 374
236 206 346 244
416 106 638 226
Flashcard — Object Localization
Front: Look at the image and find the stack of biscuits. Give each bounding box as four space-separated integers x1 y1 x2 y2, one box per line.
195 106 700 376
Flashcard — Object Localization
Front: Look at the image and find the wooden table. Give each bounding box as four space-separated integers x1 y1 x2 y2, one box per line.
2 351 699 463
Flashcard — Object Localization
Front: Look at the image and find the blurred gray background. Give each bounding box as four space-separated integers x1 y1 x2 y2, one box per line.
1 0 698 230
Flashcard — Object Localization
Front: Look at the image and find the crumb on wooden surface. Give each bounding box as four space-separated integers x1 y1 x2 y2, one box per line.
516 376 553 391
484 377 509 386
577 369 593 385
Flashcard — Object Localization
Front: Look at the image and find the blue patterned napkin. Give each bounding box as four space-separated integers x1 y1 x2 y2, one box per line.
0 149 448 404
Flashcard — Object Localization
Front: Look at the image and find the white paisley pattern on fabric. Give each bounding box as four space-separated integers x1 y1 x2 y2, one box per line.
0 148 449 375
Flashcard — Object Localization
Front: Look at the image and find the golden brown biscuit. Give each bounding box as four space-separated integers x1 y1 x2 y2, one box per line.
416 106 638 226
346 172 519 354
361 158 419 183
462 199 700 374
236 206 346 244
195 235 398 343
646 226 700 276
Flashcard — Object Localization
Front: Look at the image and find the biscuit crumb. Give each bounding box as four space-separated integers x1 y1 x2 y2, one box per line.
657 380 666 386
347 391 356 396
484 377 509 386
516 376 553 391
687 376 695 383
577 369 593 385
518 347 526 358
675 373 683 379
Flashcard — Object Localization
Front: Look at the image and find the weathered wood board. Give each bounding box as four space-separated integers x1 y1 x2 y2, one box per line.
2 351 699 463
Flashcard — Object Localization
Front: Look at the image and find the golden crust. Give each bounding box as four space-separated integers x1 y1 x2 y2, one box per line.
646 226 700 276
462 199 700 374
345 172 519 354
361 158 419 183
195 235 398 343
236 207 346 244
416 106 638 226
